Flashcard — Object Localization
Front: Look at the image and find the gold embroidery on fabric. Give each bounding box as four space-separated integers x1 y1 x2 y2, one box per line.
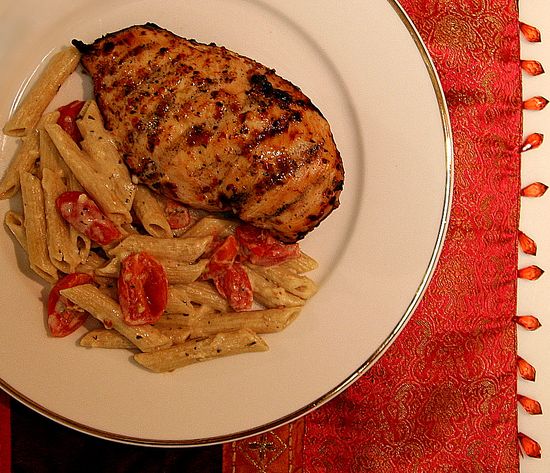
433 15 477 50
239 431 288 471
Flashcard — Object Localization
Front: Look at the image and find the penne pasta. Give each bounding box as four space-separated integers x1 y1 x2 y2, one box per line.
279 252 319 273
20 171 58 282
83 251 108 269
68 223 92 265
132 185 172 238
244 266 305 308
39 111 67 174
155 313 199 328
80 328 135 349
156 307 301 338
4 211 27 249
133 329 268 373
183 215 238 239
42 168 81 272
96 257 208 285
77 100 135 210
80 326 191 349
45 123 132 225
3 47 80 137
165 291 193 315
164 259 208 284
40 115 93 264
80 251 108 271
60 284 172 353
92 255 120 278
156 326 192 345
108 234 212 263
171 281 231 312
244 262 318 300
0 129 40 200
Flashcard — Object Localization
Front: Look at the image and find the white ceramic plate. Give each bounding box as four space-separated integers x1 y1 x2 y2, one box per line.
0 0 452 445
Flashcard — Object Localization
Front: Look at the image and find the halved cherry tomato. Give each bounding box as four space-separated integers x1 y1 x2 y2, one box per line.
203 227 297 310
235 224 300 266
57 100 85 143
212 263 253 311
47 273 93 337
164 199 191 230
203 235 238 278
118 252 168 325
56 191 121 245
202 235 252 310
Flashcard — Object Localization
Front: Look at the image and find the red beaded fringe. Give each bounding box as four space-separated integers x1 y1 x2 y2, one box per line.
517 18 545 460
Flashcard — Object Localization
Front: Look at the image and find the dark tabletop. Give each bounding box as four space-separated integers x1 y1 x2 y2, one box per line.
10 399 222 473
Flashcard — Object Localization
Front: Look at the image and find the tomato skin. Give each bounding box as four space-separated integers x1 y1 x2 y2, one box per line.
56 191 121 245
204 235 238 278
202 235 252 311
47 273 93 337
235 224 300 266
203 227 299 310
213 263 253 311
57 100 85 143
118 252 168 326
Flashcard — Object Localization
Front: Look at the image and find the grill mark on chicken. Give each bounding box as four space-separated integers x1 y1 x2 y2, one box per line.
73 23 344 242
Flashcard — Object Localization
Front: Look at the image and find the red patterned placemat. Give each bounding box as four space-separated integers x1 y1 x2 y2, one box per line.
224 0 524 471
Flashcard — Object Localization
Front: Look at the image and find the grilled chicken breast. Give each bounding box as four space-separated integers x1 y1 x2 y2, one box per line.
73 24 344 242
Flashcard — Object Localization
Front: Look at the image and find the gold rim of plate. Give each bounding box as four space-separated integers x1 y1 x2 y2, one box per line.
0 0 453 447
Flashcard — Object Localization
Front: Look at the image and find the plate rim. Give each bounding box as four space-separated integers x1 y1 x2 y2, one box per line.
0 0 453 447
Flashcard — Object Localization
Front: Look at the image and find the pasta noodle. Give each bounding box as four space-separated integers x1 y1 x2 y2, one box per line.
183 215 238 239
244 266 305 308
244 262 317 300
4 211 27 250
41 168 82 272
45 123 132 225
95 257 208 285
170 281 231 312
108 234 212 262
80 329 135 349
0 129 40 200
162 259 209 284
133 329 268 373
20 171 58 282
279 252 319 274
75 251 107 275
39 111 67 174
80 326 191 349
3 47 80 137
60 284 172 353
155 307 301 338
77 100 136 211
132 185 172 238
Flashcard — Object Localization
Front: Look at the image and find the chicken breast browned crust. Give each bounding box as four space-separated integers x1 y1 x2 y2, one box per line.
73 24 344 242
